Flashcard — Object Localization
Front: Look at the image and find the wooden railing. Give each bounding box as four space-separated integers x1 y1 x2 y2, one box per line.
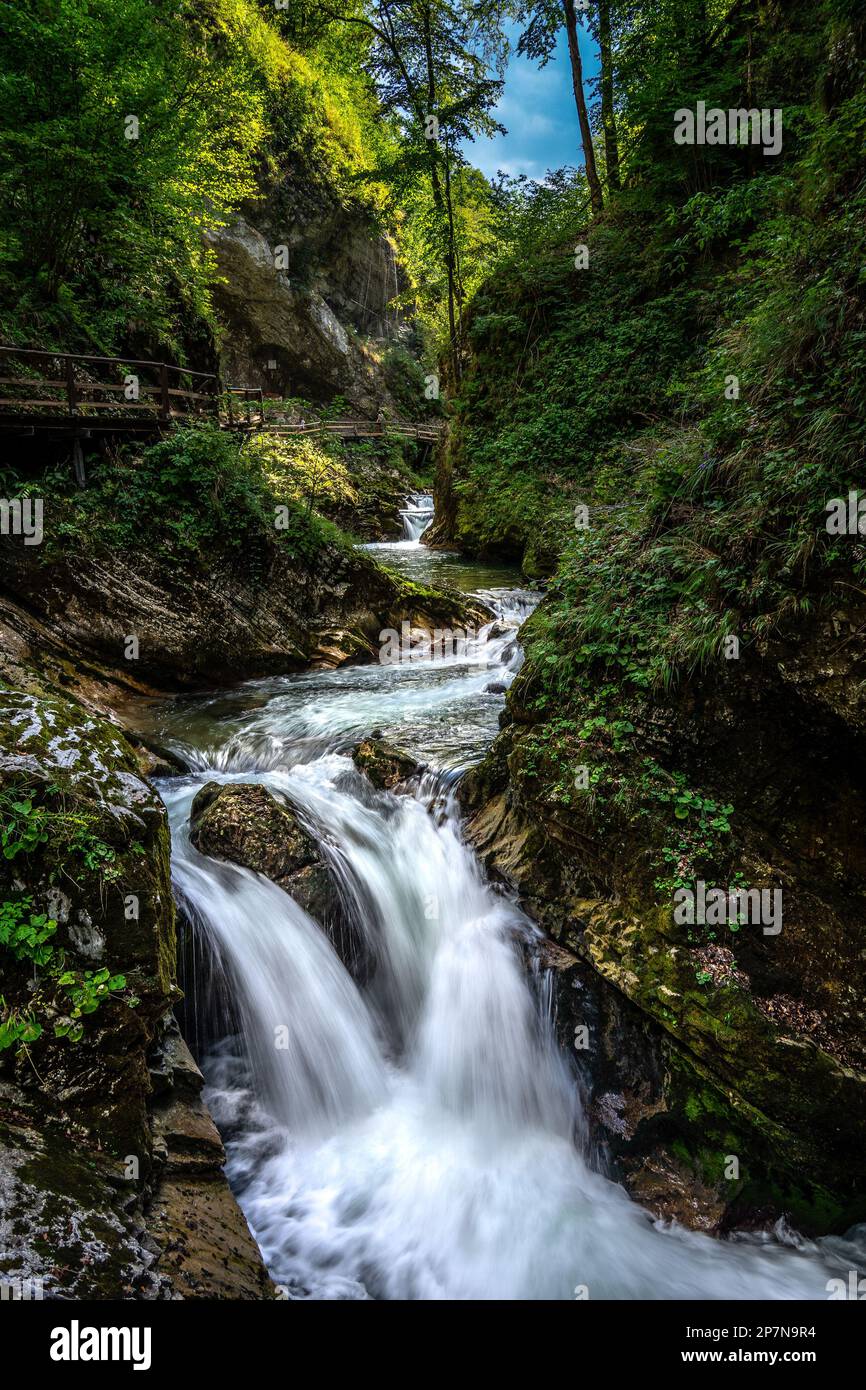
0 346 219 427
0 346 444 443
225 386 265 430
265 419 442 442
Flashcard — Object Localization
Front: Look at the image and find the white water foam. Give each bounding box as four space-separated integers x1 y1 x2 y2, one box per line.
156 503 863 1300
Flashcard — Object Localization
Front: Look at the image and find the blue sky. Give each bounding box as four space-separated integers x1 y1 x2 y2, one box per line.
464 21 600 183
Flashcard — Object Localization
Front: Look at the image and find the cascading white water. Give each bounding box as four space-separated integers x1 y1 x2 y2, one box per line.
167 795 387 1134
152 505 863 1300
398 492 434 541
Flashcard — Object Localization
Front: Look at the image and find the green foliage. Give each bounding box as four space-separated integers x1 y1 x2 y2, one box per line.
68 829 120 882
0 784 138 1051
249 434 358 512
0 1002 43 1052
488 167 592 266
1 795 50 859
449 0 866 912
0 0 504 366
640 766 735 896
115 426 273 559
0 783 137 892
3 423 359 570
382 344 440 419
0 897 57 966
0 888 135 1053
0 0 286 353
449 221 702 559
56 968 136 1024
454 1 866 632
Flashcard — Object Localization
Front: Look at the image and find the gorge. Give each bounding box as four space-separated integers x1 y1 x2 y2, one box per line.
133 527 862 1299
0 0 864 1313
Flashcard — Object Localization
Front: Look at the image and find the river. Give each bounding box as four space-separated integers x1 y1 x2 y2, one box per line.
144 496 860 1299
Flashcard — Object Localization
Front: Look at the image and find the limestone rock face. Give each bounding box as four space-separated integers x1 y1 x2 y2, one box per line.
206 200 408 414
0 691 273 1298
145 1019 273 1299
0 531 483 699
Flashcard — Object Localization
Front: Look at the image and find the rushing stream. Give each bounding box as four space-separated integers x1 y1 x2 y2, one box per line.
144 509 862 1300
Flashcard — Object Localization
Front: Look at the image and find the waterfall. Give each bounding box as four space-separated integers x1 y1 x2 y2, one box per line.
167 791 387 1135
154 541 861 1301
398 492 434 542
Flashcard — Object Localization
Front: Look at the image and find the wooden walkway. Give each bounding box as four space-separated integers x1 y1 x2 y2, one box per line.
0 346 441 441
266 420 441 443
0 346 220 430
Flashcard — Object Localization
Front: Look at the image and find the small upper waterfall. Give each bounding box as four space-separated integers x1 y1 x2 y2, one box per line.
399 492 434 541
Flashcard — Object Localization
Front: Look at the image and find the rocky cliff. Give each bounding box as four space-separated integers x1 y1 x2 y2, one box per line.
458 598 866 1235
208 162 413 414
0 507 482 716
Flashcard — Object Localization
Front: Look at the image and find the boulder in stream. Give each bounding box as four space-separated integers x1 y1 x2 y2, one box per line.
189 781 372 982
190 782 337 925
351 737 420 790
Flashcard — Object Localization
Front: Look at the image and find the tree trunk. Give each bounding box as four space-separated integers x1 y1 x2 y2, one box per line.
443 148 464 354
563 0 603 213
597 0 621 192
422 4 461 383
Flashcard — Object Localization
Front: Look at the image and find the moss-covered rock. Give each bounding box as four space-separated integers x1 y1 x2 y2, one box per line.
0 503 488 697
188 781 368 979
190 781 337 924
351 737 419 790
0 689 174 1152
0 690 273 1298
459 659 866 1235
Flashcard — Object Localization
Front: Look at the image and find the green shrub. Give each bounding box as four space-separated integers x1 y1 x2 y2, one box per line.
0 786 138 1053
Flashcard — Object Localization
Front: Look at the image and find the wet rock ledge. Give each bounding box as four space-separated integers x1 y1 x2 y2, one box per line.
0 690 274 1299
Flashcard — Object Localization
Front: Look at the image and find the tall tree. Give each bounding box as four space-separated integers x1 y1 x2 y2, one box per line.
517 0 604 213
0 0 278 353
591 0 621 191
318 0 506 382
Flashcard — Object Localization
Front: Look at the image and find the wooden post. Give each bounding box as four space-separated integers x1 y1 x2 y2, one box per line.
159 363 170 423
72 435 86 488
66 357 77 415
